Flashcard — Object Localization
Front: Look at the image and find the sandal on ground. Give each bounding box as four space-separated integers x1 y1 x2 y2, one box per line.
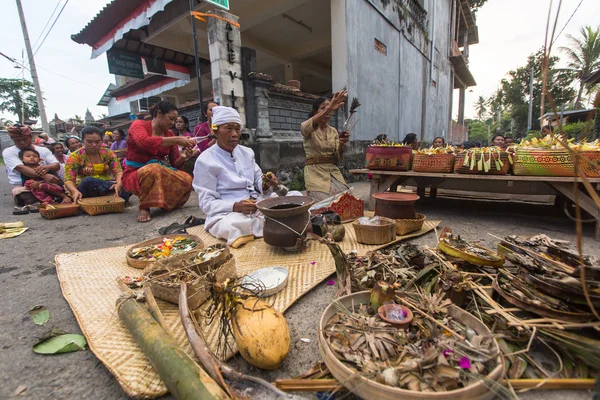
26 204 40 213
137 209 152 223
158 216 205 235
13 206 29 215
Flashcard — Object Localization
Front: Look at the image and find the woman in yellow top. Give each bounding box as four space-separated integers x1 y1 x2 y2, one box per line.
64 126 130 202
300 90 349 201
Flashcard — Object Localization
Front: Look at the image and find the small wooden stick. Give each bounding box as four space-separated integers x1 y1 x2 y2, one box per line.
143 286 175 339
397 297 466 341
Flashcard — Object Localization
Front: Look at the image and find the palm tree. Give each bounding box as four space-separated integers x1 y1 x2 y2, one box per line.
474 96 487 120
559 25 600 109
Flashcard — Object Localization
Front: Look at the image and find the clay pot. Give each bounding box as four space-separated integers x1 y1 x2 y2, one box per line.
378 304 413 328
257 196 314 251
373 193 419 219
287 80 301 90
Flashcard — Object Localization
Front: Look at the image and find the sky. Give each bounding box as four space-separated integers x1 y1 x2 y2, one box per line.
0 0 599 124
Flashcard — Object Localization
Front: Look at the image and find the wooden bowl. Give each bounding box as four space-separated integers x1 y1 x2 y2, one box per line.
319 291 504 400
79 195 125 216
126 234 203 269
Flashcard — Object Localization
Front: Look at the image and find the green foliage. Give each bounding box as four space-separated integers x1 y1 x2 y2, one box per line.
524 131 542 141
288 169 306 192
0 78 39 123
466 120 489 145
555 120 596 140
496 49 575 136
474 96 487 121
559 25 600 108
470 0 488 12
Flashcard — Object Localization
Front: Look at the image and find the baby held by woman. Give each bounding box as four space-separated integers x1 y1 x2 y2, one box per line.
18 148 71 204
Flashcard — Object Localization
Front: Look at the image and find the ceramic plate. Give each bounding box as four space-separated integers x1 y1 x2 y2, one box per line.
241 266 289 296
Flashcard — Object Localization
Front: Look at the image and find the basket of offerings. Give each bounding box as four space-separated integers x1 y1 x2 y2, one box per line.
319 291 504 400
513 135 575 177
366 144 412 171
39 203 80 220
572 141 600 177
79 195 126 216
126 234 203 269
143 245 237 309
352 216 396 245
411 146 456 173
395 213 426 235
454 147 511 175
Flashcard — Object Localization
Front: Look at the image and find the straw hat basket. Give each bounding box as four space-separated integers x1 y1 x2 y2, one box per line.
318 291 504 400
39 203 80 220
578 151 600 177
143 246 237 309
395 213 426 235
352 217 396 245
513 149 575 177
79 195 125 216
126 234 203 269
412 153 455 173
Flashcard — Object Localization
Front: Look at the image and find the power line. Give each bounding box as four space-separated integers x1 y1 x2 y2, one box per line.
33 0 69 56
31 0 63 50
551 0 584 46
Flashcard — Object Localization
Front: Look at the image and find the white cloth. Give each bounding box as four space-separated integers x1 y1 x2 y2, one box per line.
211 106 242 127
192 144 301 245
2 145 58 186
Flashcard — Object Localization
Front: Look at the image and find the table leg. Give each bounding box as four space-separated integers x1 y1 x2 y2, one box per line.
430 187 438 200
550 183 600 241
417 187 425 199
390 183 398 193
368 177 380 211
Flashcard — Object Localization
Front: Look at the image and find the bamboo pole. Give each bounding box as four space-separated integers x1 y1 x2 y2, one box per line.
117 294 229 400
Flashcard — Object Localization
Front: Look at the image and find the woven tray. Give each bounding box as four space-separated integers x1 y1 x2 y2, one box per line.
125 234 203 269
79 195 125 216
395 213 426 235
513 149 575 177
454 151 510 175
352 217 397 245
365 146 412 171
39 203 80 220
143 254 237 309
578 151 600 177
412 153 455 173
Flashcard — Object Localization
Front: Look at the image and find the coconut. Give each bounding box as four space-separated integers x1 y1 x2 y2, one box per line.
232 297 290 370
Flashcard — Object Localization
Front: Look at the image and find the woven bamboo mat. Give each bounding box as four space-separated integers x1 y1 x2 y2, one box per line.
55 220 439 398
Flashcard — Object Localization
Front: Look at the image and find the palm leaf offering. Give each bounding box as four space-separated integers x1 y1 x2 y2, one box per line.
459 147 511 172
130 237 199 261
438 227 505 267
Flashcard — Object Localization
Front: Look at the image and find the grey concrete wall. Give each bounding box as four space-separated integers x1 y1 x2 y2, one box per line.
343 0 453 144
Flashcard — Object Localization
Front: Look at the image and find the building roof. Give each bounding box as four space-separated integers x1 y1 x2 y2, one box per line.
540 109 596 120
71 0 147 45
98 83 118 106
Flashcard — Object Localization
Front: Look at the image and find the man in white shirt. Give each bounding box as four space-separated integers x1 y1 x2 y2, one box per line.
3 125 60 211
192 106 301 248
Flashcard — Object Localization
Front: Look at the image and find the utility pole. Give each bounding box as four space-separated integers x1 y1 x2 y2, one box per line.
15 0 50 133
527 69 534 131
189 0 205 121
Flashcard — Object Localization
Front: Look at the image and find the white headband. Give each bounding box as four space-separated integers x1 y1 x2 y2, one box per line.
211 106 242 127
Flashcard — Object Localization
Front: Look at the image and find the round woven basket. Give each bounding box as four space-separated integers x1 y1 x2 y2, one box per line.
395 213 426 235
577 151 600 177
454 151 511 175
144 251 237 309
513 149 575 177
352 217 396 245
39 203 80 220
412 153 455 173
126 234 203 269
79 195 126 216
318 291 504 400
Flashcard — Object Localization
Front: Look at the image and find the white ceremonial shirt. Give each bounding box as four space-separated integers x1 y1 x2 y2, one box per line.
193 144 265 229
3 145 59 186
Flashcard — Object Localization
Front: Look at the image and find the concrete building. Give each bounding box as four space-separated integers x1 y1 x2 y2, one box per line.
72 0 478 179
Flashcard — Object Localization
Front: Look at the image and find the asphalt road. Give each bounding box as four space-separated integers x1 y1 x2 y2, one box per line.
0 172 596 399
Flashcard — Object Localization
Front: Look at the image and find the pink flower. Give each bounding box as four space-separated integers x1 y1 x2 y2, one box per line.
401 309 407 318
459 357 471 369
442 349 452 358
327 280 335 286
310 261 316 265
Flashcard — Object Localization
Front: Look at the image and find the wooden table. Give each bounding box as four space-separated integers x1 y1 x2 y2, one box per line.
350 169 600 240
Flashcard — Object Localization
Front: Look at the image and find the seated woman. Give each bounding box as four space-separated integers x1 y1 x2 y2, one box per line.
193 106 301 248
122 101 196 222
432 136 445 148
402 133 419 150
65 136 82 154
301 91 350 202
51 142 67 180
110 129 127 151
19 148 71 204
64 126 129 202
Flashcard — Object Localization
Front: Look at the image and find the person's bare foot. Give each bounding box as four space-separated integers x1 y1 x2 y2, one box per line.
137 208 152 223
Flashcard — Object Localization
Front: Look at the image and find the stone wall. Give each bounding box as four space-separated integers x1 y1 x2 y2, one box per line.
268 93 312 132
